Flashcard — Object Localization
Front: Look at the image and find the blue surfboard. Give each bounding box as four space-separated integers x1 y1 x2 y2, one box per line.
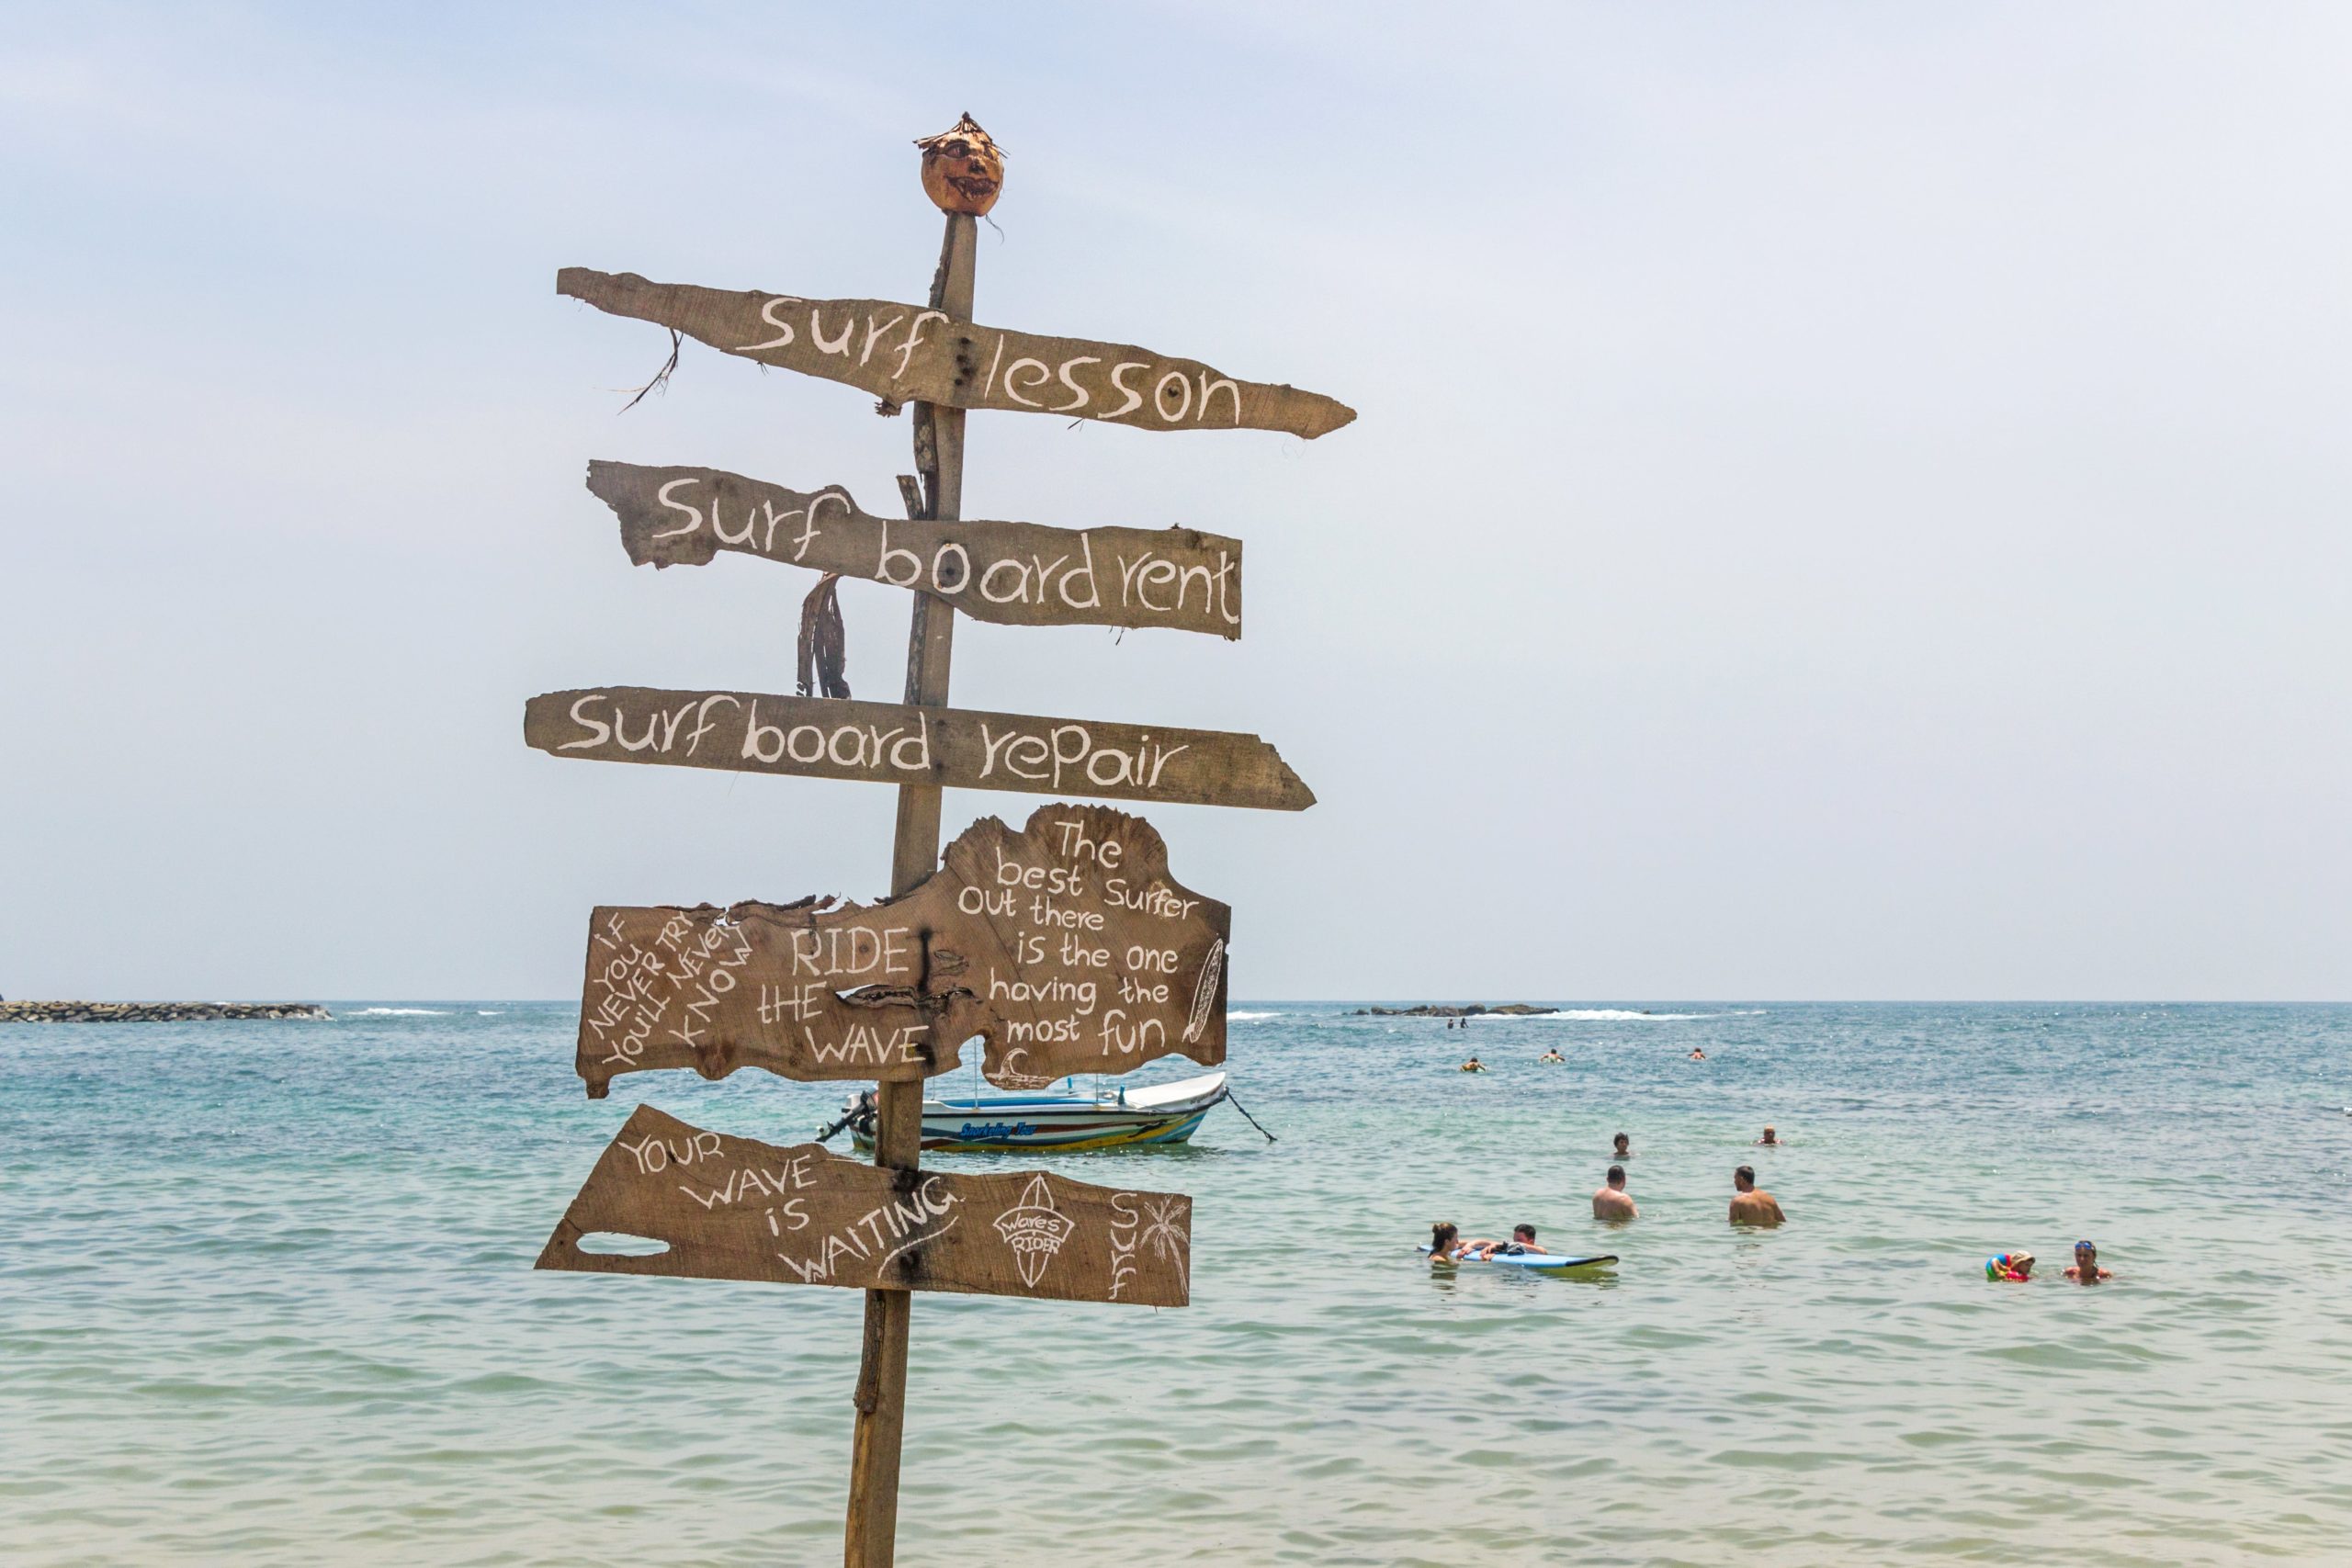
1420 1247 1617 1274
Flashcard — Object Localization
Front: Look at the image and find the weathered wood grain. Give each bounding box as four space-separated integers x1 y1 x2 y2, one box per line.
572 804 1228 1094
538 1104 1190 1306
524 686 1313 812
586 460 1241 639
558 267 1354 440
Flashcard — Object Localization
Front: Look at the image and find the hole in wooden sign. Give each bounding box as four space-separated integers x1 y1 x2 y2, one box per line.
575 1231 671 1257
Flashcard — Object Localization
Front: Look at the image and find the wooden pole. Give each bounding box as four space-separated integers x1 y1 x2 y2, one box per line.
842 209 977 1568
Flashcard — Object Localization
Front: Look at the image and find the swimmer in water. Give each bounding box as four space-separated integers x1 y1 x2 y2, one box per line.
1984 1251 2035 1281
1428 1222 1501 1263
1539 1047 1565 1064
1460 1056 1487 1073
2064 1240 2114 1283
1592 1165 1637 1222
1689 1048 1707 1062
1728 1165 1785 1226
1482 1224 1547 1258
1756 1125 1779 1145
1611 1131 1633 1160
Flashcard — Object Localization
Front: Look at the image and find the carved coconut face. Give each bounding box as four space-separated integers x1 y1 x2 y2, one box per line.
918 115 1004 216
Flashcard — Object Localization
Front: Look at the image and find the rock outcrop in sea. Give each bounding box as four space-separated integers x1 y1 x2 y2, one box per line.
0 1001 332 1022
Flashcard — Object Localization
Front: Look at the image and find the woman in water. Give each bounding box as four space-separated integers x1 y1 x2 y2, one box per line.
1428 1222 1503 1263
2064 1240 2114 1283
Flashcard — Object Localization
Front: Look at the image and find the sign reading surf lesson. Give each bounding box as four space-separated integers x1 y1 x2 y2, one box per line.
524 113 1346 1566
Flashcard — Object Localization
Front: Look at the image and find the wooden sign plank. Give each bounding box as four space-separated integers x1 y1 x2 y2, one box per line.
524 686 1313 812
559 267 1354 441
538 1104 1190 1307
587 460 1240 639
572 805 1227 1093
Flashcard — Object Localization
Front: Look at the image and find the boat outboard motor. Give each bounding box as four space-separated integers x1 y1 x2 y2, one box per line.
817 1089 877 1145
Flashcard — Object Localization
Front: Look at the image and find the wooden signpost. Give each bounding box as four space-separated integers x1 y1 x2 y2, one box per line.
541 1104 1191 1306
585 460 1243 637
571 804 1228 1095
528 116 1345 1566
524 686 1312 810
559 267 1356 440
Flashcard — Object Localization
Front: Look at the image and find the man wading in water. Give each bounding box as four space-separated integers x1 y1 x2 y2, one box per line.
1592 1165 1637 1222
1728 1165 1785 1227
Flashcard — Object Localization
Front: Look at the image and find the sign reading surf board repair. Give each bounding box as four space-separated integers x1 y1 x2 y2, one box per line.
572 805 1227 1095
539 1104 1191 1306
560 267 1355 440
524 687 1313 812
587 461 1242 638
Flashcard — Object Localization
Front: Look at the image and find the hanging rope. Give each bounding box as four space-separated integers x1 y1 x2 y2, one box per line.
797 572 851 699
1225 1085 1278 1143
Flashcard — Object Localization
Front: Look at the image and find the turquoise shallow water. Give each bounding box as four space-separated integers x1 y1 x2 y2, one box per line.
5 1002 2350 1565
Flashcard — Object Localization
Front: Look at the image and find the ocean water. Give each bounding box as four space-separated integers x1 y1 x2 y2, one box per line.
4 1002 2349 1566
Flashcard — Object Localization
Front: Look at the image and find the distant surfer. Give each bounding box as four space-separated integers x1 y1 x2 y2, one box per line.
1728 1166 1784 1227
2064 1240 2114 1284
1459 1056 1487 1073
1539 1047 1565 1064
1756 1125 1779 1146
1592 1165 1637 1222
1611 1131 1633 1160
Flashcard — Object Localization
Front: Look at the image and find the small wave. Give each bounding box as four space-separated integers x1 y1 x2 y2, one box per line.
476 1010 503 1016
350 1007 451 1017
1227 1010 1282 1021
1531 1010 1713 1021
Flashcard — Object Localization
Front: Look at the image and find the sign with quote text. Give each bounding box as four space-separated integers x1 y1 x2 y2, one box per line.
560 267 1355 440
525 686 1313 812
572 805 1228 1095
587 461 1241 638
539 1104 1190 1306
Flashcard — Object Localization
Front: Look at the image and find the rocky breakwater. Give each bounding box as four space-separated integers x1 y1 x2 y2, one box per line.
0 1001 332 1022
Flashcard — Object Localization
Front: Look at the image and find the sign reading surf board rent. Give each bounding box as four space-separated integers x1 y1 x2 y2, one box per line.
572 806 1226 1095
540 1104 1191 1306
587 461 1241 639
524 687 1313 812
560 268 1355 441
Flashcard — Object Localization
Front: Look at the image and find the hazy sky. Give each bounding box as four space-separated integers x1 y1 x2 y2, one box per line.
4 4 2347 1000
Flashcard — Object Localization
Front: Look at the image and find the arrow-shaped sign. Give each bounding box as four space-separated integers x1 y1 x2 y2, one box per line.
560 267 1354 440
587 461 1241 638
525 686 1313 812
538 1104 1190 1306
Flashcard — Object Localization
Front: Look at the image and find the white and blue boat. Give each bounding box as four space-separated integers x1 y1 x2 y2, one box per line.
842 1070 1229 1153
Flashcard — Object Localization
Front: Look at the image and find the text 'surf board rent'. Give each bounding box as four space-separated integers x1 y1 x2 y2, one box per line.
588 461 1242 638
